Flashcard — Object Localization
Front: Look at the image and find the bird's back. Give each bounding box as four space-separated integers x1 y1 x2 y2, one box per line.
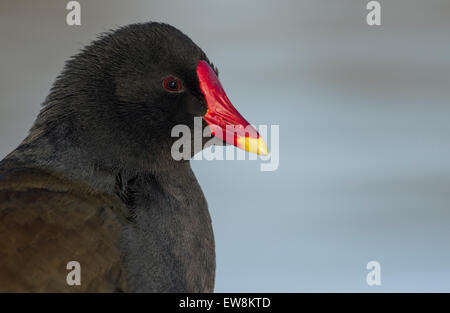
0 167 129 292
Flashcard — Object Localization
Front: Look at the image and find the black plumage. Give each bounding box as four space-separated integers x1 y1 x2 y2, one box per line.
0 22 218 292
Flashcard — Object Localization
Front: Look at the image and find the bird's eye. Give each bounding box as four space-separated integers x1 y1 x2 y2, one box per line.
163 76 183 93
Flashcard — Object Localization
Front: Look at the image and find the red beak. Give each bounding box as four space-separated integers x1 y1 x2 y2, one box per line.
196 60 268 155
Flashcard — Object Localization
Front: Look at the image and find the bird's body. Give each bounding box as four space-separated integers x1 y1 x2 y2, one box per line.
0 153 214 292
0 22 266 292
116 163 215 292
0 166 129 292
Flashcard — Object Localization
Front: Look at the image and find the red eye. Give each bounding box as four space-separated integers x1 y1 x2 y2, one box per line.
163 76 183 92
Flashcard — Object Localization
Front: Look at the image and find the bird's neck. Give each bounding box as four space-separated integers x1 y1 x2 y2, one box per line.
2 122 190 194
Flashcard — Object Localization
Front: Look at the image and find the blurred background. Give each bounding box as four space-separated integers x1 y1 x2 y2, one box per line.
1 0 450 291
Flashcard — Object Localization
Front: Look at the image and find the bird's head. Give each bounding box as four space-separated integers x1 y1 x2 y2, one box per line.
27 23 267 174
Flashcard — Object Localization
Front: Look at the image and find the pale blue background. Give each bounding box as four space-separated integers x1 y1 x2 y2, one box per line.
1 0 449 291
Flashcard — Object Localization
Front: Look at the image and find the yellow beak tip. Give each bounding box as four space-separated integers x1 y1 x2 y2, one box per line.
257 141 269 156
236 137 269 156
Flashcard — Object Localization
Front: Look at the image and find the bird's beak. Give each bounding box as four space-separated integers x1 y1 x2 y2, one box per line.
197 60 269 156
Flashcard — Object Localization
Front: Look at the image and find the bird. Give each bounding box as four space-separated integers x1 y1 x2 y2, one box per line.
0 22 268 292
